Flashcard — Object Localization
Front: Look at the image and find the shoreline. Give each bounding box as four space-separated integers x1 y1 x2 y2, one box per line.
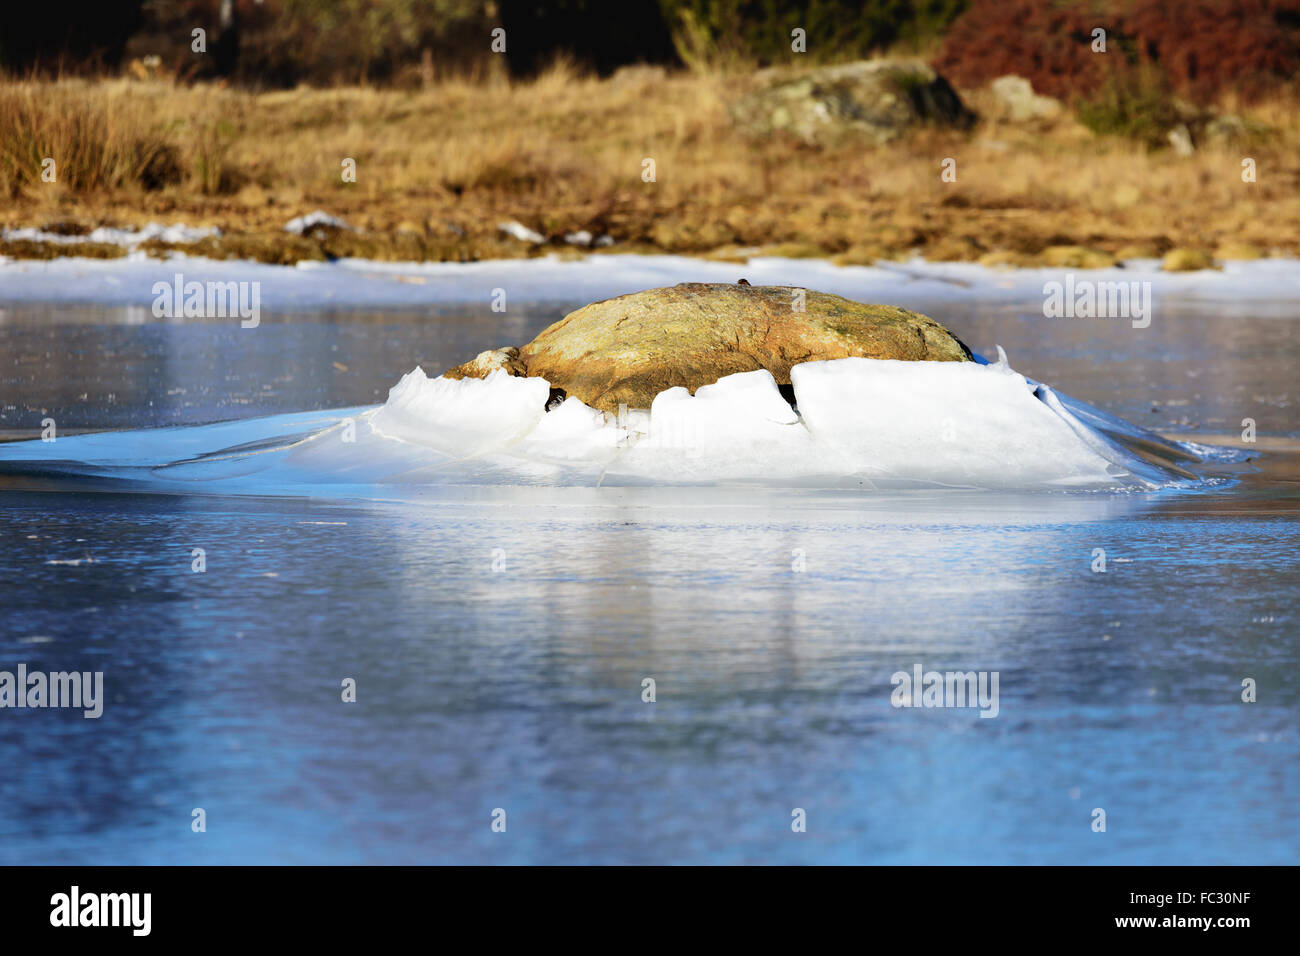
4 73 1298 272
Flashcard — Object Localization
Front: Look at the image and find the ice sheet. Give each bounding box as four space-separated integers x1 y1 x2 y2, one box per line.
2 252 1297 316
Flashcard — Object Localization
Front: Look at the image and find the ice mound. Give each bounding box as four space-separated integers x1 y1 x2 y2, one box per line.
343 353 1238 489
0 353 1249 494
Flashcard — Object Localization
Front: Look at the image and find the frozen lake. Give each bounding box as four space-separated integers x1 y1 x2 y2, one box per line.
1 254 1297 863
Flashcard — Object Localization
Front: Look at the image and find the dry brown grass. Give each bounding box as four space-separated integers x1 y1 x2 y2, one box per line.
0 82 185 196
1 66 1298 266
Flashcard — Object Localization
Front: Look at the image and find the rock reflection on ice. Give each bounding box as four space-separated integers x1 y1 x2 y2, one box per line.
0 354 1251 495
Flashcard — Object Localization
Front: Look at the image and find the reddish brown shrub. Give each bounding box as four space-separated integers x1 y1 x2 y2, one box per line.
934 0 1300 103
1126 0 1300 102
933 0 1116 100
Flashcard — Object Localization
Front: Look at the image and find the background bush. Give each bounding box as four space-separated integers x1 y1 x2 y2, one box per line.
2 0 1296 104
935 0 1300 104
5 0 967 83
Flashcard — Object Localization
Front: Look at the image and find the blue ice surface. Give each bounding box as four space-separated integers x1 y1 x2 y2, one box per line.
1 480 1296 864
0 347 1291 866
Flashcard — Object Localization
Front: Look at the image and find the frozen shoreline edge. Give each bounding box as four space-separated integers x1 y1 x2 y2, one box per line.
1 252 1298 313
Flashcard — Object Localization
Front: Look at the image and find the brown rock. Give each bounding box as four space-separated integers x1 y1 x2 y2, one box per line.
442 346 527 380
444 283 972 412
1041 245 1117 269
1161 248 1218 272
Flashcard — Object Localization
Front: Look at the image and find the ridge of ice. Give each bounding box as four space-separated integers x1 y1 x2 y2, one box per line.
342 355 1223 489
0 354 1247 493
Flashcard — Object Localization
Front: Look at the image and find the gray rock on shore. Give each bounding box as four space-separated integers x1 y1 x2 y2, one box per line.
729 59 975 145
989 75 1063 122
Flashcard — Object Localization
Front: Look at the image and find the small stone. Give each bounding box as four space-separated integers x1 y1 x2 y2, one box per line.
497 221 545 244
1114 241 1165 261
1162 248 1218 272
1167 124 1195 156
442 347 527 380
989 75 1063 122
1214 240 1263 261
1041 245 1117 269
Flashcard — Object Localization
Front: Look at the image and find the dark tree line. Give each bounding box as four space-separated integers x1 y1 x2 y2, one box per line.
1 1 966 83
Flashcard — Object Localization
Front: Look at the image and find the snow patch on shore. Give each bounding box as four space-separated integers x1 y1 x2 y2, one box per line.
2 222 219 248
284 211 352 234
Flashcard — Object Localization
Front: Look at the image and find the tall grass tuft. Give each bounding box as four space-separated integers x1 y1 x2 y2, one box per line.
0 82 183 197
1077 69 1185 150
191 118 242 196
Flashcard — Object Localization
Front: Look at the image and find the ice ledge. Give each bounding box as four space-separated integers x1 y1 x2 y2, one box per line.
1 253 1296 315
